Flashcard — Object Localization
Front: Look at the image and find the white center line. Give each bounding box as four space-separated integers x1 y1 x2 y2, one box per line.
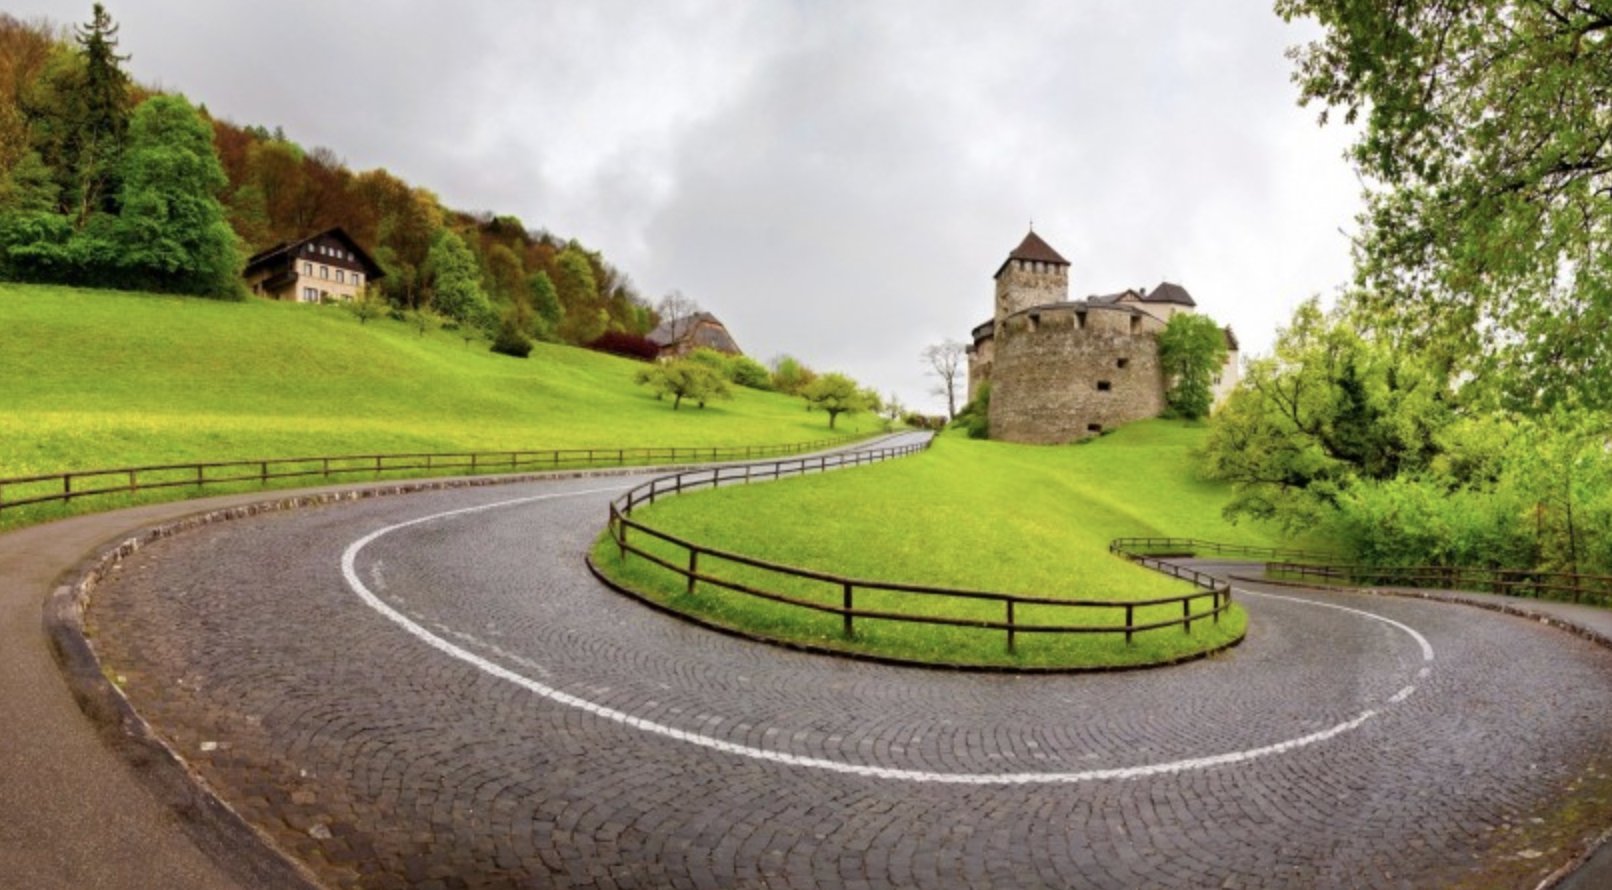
341 489 1434 784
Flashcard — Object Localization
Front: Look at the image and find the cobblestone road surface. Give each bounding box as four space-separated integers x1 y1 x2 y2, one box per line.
85 468 1612 888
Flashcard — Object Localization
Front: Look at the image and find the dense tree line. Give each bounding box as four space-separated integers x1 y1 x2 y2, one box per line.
1205 1 1612 577
0 7 654 350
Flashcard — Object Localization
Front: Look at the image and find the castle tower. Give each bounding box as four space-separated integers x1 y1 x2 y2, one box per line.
993 229 1070 324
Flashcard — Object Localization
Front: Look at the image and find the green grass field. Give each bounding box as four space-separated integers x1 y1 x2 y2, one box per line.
0 284 877 525
593 421 1283 668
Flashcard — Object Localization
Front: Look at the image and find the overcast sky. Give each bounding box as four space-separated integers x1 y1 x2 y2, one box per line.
22 0 1362 413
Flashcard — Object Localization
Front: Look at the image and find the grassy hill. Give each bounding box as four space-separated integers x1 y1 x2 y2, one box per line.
595 421 1291 668
0 284 879 479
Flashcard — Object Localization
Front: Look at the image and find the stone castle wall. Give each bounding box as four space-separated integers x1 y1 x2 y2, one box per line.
987 305 1167 444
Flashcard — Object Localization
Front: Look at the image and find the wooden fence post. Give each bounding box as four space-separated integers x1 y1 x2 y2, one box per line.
1006 600 1016 653
1125 604 1134 645
687 549 699 595
842 583 854 639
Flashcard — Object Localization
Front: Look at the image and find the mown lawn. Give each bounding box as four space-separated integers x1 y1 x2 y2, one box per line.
594 421 1284 668
1 284 876 526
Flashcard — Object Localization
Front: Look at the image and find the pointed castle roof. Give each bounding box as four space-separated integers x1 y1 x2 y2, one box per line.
995 229 1070 278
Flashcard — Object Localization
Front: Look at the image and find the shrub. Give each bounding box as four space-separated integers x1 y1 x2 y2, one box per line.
490 317 534 358
588 330 660 361
951 384 990 439
728 355 773 390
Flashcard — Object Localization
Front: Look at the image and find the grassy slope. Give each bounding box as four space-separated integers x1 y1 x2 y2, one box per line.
596 421 1275 667
0 284 877 477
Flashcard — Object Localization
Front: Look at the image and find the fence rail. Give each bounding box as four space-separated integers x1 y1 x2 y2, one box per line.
0 436 862 515
1265 561 1612 608
1107 536 1333 563
605 445 1234 652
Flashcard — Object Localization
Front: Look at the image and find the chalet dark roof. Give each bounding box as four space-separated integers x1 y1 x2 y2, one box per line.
243 227 384 279
1145 281 1195 307
1223 325 1240 352
994 229 1070 278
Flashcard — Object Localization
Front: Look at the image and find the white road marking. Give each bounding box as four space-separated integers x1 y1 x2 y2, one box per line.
341 488 1434 784
1242 588 1436 662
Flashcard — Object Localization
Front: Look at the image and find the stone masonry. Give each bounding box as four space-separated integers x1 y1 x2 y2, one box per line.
968 230 1237 444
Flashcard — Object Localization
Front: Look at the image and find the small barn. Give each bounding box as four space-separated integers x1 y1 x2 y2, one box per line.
646 312 743 359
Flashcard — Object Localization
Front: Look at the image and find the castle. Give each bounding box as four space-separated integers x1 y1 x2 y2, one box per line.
965 230 1239 444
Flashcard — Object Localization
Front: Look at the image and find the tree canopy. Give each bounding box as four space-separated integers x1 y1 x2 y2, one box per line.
801 372 870 429
1156 313 1228 420
1278 0 1612 411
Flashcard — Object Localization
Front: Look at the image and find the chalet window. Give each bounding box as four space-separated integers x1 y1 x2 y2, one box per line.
353 273 363 286
336 270 345 284
302 262 312 276
1097 380 1112 392
320 265 329 279
1116 358 1130 369
302 286 318 301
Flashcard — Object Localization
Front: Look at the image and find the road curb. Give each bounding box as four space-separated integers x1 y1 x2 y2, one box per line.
41 462 720 889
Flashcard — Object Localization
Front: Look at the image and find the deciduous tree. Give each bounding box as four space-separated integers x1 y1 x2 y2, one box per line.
1278 0 1612 411
111 93 240 297
921 339 966 420
1157 313 1228 420
802 372 868 429
634 359 732 410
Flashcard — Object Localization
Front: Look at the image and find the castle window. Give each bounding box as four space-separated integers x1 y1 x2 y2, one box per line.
1097 380 1112 392
1213 375 1222 385
1087 423 1103 433
1027 312 1040 331
1117 358 1130 369
1129 315 1142 334
1075 311 1086 330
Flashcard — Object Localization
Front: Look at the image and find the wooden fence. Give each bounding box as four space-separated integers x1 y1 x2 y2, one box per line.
605 446 1234 652
1265 561 1612 608
0 436 860 515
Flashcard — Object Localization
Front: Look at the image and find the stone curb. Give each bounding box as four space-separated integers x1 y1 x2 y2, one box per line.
586 554 1246 674
1228 571 1612 889
43 462 720 890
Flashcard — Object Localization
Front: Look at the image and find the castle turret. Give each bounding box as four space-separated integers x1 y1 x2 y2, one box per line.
993 229 1070 324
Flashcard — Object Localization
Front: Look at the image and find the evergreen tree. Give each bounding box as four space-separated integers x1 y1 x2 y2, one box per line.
68 3 130 224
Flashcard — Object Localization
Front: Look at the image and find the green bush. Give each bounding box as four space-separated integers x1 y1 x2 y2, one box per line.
951 383 990 439
728 355 773 390
490 317 534 358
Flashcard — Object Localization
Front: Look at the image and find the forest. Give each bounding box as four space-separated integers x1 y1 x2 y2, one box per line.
0 7 655 352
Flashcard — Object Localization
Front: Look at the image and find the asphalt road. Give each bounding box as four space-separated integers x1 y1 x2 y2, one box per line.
75 455 1612 889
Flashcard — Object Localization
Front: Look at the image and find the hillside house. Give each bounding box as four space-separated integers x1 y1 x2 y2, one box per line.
646 312 743 359
243 227 384 303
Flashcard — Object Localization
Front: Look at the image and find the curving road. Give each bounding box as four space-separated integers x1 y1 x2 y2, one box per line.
82 449 1612 889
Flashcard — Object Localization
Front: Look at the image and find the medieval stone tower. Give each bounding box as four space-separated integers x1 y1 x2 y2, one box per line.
966 229 1238 444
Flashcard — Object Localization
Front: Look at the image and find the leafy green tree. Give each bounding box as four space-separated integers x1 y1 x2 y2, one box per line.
526 269 562 340
801 372 868 429
0 149 57 213
425 228 491 327
554 244 604 343
770 354 816 395
634 359 732 410
728 355 772 390
408 307 444 337
111 94 240 297
1200 300 1451 533
1157 313 1228 420
347 285 386 324
1277 0 1612 411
